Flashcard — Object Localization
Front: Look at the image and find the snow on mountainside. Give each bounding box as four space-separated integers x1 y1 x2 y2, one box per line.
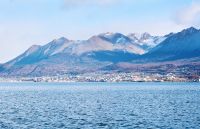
127 32 167 51
0 31 160 76
0 27 200 77
69 32 145 55
99 32 132 44
1 32 146 71
41 37 74 56
28 32 147 57
6 32 148 66
50 33 146 56
97 33 145 54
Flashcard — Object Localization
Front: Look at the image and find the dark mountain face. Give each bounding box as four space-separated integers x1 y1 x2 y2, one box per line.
0 50 138 76
0 53 111 77
142 27 200 61
0 64 3 72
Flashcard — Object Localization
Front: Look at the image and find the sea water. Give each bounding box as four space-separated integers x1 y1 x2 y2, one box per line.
0 82 200 129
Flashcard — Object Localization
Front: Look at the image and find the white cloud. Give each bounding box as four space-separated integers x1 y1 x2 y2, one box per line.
174 1 200 25
63 0 119 7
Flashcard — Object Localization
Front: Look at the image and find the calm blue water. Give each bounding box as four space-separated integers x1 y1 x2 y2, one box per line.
0 82 200 129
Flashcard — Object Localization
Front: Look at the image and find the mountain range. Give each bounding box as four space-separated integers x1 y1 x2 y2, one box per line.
0 27 200 77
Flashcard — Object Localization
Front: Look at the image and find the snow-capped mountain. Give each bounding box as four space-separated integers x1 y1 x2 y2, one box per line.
1 27 200 76
68 34 144 55
4 32 147 67
127 32 167 51
0 32 145 76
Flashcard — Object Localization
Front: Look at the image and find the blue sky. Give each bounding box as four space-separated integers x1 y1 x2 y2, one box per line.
0 0 200 62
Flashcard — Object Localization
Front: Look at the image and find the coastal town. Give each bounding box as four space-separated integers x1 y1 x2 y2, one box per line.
0 72 199 83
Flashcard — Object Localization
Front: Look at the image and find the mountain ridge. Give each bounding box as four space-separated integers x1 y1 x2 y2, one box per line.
1 27 200 77
141 27 200 62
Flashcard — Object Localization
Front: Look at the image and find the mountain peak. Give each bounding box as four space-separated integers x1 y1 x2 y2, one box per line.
26 45 41 52
140 32 152 40
98 32 124 38
98 32 132 44
22 45 41 58
99 32 114 36
49 37 70 46
164 32 174 37
88 35 102 41
182 27 199 34
128 32 152 40
186 26 198 30
54 37 69 42
127 33 141 41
